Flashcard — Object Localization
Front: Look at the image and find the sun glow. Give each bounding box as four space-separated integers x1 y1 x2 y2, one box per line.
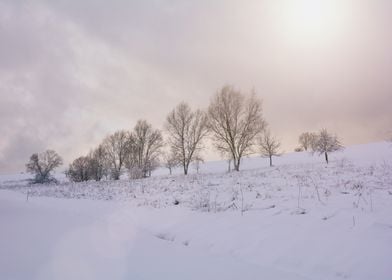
273 0 348 46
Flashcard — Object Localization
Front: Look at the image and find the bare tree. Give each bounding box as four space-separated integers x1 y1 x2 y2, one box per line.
313 128 343 164
258 129 281 167
310 133 320 152
163 152 179 175
192 155 204 174
145 157 160 178
66 156 91 182
165 102 209 175
208 85 266 171
88 144 108 181
101 130 129 180
298 132 318 151
126 120 163 179
26 150 63 184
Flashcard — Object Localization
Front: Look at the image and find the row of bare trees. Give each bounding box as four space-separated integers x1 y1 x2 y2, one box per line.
297 129 343 163
25 85 345 183
66 120 164 182
63 85 271 181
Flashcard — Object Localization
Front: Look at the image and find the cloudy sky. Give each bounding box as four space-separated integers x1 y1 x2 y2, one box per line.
1 0 391 173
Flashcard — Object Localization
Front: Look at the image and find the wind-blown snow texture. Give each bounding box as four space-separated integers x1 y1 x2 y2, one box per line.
1 142 392 279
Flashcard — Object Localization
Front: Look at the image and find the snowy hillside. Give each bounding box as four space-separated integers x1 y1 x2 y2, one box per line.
1 141 392 280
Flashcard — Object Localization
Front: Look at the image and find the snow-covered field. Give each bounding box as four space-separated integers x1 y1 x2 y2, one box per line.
1 142 392 279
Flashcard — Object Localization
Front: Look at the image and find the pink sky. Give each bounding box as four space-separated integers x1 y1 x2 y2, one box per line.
0 0 391 172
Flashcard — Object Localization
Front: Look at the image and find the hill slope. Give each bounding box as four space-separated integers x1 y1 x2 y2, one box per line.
1 141 392 279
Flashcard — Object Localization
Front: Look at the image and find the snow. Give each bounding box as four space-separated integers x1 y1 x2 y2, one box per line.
1 141 392 279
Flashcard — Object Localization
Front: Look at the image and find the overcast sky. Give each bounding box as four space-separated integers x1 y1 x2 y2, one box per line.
1 0 391 173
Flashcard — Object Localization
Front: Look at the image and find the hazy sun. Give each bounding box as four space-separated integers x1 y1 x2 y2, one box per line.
274 0 347 46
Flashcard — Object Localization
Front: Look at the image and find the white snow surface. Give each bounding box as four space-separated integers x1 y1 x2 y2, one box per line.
1 141 392 279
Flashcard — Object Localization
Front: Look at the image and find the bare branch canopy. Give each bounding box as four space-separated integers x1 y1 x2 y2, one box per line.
207 85 266 171
165 102 209 175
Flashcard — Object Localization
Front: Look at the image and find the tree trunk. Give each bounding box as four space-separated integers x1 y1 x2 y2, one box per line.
269 155 272 167
325 152 329 164
234 158 241 171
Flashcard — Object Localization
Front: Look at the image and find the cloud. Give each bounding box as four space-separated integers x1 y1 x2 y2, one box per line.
0 0 391 173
